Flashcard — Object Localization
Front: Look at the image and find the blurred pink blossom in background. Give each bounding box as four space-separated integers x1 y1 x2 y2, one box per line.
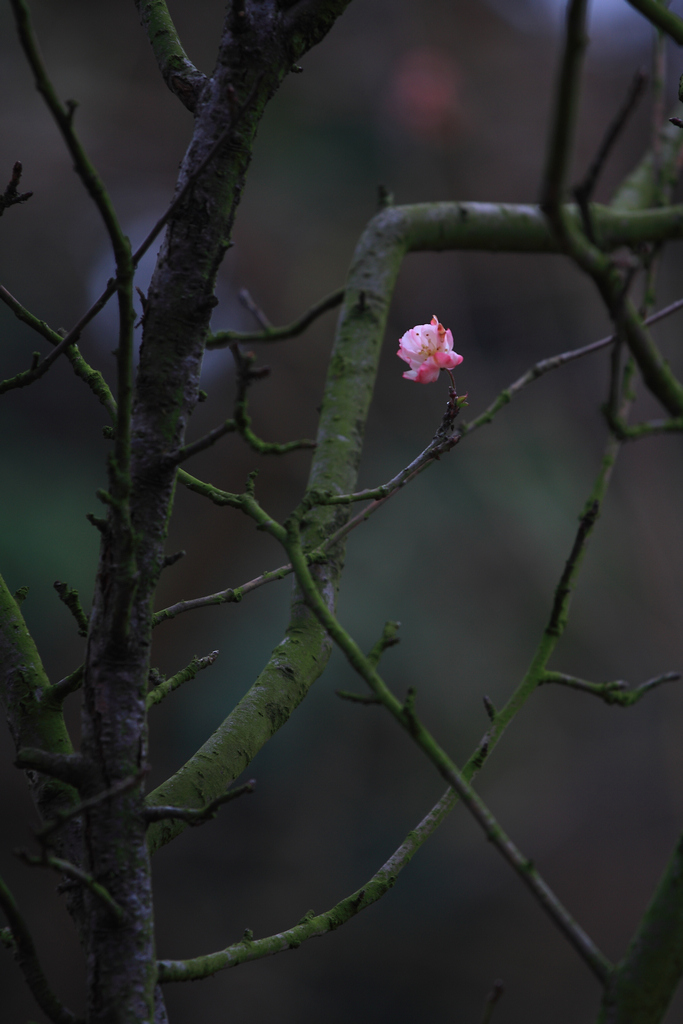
388 47 461 141
397 315 463 383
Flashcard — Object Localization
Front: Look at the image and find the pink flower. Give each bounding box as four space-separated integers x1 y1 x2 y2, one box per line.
397 316 463 383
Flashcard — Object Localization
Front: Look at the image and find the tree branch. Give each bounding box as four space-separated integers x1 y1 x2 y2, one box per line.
207 287 344 347
17 851 126 925
133 0 207 112
540 671 680 706
36 773 145 844
144 780 255 824
50 665 84 703
53 581 89 638
171 419 237 464
574 69 647 240
283 523 613 984
146 651 219 709
156 783 459 982
460 296 683 436
15 749 90 788
0 872 82 1024
598 831 683 1023
480 980 505 1024
624 0 683 44
0 161 32 216
151 561 295 626
541 0 683 417
541 0 589 214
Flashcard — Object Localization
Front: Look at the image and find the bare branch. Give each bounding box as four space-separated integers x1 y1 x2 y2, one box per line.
171 419 237 464
15 749 90 788
284 515 615 983
152 560 293 625
624 0 683 43
599 830 683 1022
146 651 219 709
238 286 272 329
156 784 458 982
480 980 505 1024
0 872 82 1024
36 773 145 844
574 70 647 240
366 620 401 667
0 71 263 397
53 581 89 638
461 296 683 436
0 161 32 216
207 287 344 347
540 671 680 706
133 0 207 112
541 0 589 214
17 851 125 925
50 665 84 703
145 780 255 825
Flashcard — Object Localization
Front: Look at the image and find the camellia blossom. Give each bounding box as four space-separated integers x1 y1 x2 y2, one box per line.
397 315 463 383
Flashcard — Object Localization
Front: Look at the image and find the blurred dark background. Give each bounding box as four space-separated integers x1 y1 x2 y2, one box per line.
2 0 683 1021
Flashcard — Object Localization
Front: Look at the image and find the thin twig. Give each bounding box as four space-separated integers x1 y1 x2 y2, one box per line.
145 781 255 825
35 773 145 843
207 287 344 347
238 287 272 329
0 872 82 1024
157 784 460 982
53 581 89 638
0 161 32 216
335 690 382 704
146 652 219 708
540 670 680 706
574 70 647 241
171 419 237 464
229 342 316 454
152 560 295 625
17 851 125 924
480 980 505 1024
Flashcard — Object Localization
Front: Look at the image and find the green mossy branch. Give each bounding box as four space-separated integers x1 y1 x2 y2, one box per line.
598 832 683 1024
611 115 683 211
0 573 78 796
603 410 683 439
156 784 458 983
624 0 683 43
53 582 89 638
283 522 613 982
133 0 206 112
146 651 219 709
540 671 681 706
